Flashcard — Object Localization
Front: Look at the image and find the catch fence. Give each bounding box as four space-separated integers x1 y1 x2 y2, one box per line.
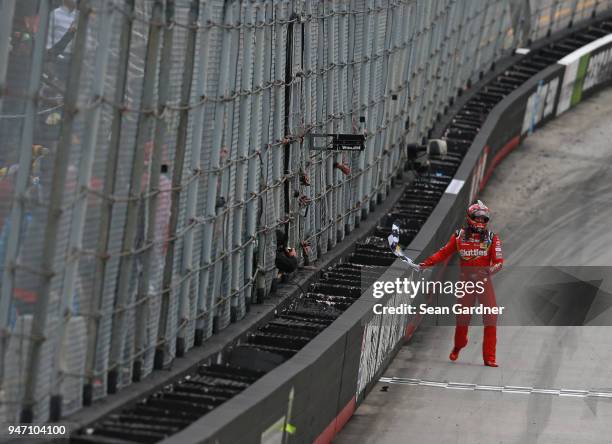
0 0 607 423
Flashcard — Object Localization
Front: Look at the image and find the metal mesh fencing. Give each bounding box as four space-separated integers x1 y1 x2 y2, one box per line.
0 0 609 423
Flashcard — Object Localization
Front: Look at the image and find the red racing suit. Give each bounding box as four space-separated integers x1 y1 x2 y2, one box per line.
421 228 503 362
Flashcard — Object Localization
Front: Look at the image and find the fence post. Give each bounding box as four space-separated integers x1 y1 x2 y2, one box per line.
133 0 179 373
0 0 16 113
365 0 380 214
84 0 135 407
217 1 241 327
386 0 404 181
244 3 265 307
313 2 325 257
344 0 357 233
0 0 50 399
106 0 164 393
256 1 274 296
198 2 235 335
300 2 312 253
491 0 509 63
335 0 347 243
20 0 91 423
183 3 211 347
325 1 337 251
230 2 255 323
375 0 395 201
50 1 114 421
357 0 373 222
157 0 199 363
272 1 286 251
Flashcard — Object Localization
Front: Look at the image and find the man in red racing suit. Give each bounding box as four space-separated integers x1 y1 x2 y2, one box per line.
419 201 503 367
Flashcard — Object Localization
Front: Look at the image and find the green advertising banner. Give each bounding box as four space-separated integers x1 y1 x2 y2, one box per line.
557 33 612 115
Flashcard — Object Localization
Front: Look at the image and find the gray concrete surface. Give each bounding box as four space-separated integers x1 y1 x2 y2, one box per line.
336 89 612 444
484 88 612 267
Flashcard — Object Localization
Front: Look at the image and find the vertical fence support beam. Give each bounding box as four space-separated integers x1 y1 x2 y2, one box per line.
289 2 302 255
230 3 255 322
282 0 296 255
491 0 508 64
220 2 240 326
325 1 337 250
458 0 474 92
438 0 451 105
481 1 494 68
20 0 91 423
158 0 199 363
397 1 413 147
442 0 459 102
393 4 412 147
376 0 394 201
0 0 50 394
344 0 356 232
285 2 301 258
131 1 176 372
392 0 404 175
336 0 347 243
550 0 561 33
365 0 379 214
107 0 164 392
454 0 469 94
185 3 211 347
427 0 438 123
50 1 114 421
314 2 325 257
84 0 135 406
301 1 312 250
134 0 180 371
420 0 435 133
407 0 419 141
272 2 286 243
244 4 265 305
386 1 403 179
399 1 413 161
428 0 443 120
0 0 16 113
473 0 490 77
357 0 372 222
436 0 449 112
592 0 601 17
255 2 273 300
411 0 425 140
199 3 235 336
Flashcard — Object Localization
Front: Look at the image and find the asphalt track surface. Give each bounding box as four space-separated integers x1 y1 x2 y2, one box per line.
336 89 612 444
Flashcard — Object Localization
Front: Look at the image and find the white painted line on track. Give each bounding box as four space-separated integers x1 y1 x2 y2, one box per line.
379 376 612 399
